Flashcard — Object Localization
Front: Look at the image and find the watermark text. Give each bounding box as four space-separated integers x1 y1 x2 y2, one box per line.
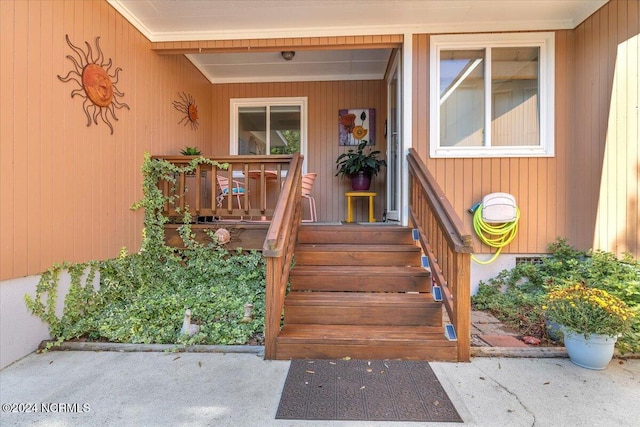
2 402 91 413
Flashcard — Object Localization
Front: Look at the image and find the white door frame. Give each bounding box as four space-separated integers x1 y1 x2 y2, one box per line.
386 52 401 222
399 34 413 226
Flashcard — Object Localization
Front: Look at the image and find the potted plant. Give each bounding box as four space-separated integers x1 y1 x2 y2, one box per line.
180 146 201 156
179 146 202 180
335 140 387 191
543 282 636 370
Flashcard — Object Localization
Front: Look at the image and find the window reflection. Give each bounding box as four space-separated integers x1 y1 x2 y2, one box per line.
238 105 301 155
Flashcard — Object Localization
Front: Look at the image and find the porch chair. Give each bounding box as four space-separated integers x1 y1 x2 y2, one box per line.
301 173 317 222
216 175 250 211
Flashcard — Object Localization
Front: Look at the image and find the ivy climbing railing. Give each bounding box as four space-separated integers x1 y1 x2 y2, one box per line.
152 153 303 359
152 154 293 221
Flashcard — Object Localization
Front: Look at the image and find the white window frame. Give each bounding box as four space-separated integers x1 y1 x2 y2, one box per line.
230 97 308 161
430 32 555 158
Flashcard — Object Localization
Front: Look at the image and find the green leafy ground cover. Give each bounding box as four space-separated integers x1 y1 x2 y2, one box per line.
472 239 640 353
25 155 266 348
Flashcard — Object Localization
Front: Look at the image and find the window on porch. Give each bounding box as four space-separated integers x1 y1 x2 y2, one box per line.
230 97 308 159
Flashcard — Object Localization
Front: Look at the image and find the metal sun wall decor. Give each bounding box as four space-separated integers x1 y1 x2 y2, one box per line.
173 92 199 130
57 35 130 135
338 108 376 146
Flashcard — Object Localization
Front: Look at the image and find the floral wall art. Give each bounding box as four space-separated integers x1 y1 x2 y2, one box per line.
338 108 375 146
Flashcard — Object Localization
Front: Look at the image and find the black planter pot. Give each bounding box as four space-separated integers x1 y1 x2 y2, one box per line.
350 171 372 191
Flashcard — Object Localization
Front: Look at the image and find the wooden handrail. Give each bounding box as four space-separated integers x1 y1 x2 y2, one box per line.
262 153 303 359
407 148 474 361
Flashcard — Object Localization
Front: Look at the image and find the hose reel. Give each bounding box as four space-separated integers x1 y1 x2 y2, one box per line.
469 193 520 264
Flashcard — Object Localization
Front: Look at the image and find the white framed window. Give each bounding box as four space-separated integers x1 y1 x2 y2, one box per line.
230 97 307 159
430 32 554 158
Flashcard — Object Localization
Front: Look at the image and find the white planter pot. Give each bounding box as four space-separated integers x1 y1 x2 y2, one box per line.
561 327 617 370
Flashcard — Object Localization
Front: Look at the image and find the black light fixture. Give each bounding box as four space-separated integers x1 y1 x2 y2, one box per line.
281 51 295 61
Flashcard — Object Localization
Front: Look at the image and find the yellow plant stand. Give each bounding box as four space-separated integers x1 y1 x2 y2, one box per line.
345 191 377 223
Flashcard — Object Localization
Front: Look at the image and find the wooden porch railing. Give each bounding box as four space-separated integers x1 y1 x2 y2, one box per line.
262 153 303 359
152 154 293 220
153 153 303 359
407 148 474 362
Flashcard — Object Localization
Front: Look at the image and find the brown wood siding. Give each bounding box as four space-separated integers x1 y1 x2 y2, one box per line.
589 0 639 256
0 0 213 281
2 0 637 284
412 0 639 256
209 80 387 224
412 32 569 254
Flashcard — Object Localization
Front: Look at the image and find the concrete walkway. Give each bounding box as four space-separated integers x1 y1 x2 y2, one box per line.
1 349 639 427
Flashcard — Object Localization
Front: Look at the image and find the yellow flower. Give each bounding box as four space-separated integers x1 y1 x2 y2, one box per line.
351 125 368 140
543 281 634 337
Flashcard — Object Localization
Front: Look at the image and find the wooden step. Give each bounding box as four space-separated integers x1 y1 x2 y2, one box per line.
289 265 430 292
298 224 414 245
283 291 442 326
295 244 421 266
275 324 456 361
274 224 455 361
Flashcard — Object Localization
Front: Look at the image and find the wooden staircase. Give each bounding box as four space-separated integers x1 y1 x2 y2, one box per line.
274 224 457 361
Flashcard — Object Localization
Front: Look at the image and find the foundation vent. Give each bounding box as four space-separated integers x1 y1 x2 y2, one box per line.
515 256 544 266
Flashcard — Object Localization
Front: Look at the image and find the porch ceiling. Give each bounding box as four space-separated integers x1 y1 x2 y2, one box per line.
108 0 608 84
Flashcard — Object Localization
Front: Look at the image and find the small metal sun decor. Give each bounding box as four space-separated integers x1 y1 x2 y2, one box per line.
173 92 199 130
57 35 130 135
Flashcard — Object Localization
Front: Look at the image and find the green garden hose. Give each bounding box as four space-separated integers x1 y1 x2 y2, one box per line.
471 204 520 264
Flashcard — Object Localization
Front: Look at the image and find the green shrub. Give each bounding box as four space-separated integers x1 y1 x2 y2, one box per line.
26 154 267 348
471 266 548 339
472 238 640 353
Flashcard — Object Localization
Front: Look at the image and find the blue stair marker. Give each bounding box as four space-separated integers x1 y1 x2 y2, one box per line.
421 255 430 269
432 285 442 301
444 324 458 341
412 228 419 241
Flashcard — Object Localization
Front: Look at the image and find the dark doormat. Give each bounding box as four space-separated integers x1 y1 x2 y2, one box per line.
276 359 463 422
